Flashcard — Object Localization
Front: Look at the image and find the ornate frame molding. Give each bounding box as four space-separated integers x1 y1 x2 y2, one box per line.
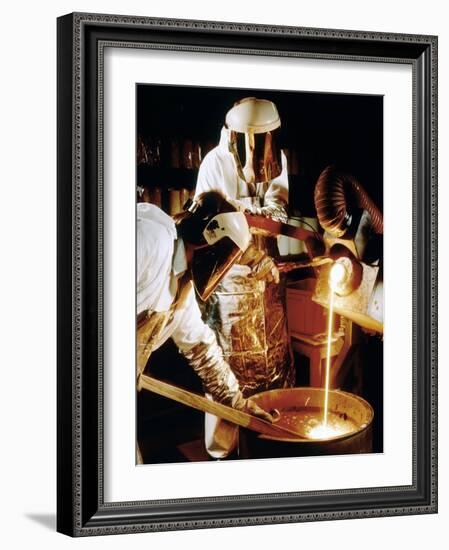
57 12 437 536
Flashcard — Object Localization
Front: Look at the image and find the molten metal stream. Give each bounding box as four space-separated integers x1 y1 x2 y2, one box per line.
322 289 335 428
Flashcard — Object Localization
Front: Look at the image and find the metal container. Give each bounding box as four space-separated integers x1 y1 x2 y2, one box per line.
182 139 194 169
168 189 182 215
179 188 192 211
170 138 180 168
239 387 373 459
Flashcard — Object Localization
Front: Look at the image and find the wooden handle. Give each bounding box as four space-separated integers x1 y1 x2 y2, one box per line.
138 374 305 439
244 213 315 242
277 257 332 273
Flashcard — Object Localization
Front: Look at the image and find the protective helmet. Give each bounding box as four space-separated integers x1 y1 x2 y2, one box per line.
225 97 282 184
177 192 252 301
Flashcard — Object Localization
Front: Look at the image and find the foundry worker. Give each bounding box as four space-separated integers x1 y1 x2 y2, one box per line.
136 191 274 463
195 97 294 458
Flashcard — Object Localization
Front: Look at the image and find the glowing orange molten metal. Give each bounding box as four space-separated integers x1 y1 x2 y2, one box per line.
322 262 346 430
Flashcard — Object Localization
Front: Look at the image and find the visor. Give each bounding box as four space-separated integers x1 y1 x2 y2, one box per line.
229 127 282 184
203 211 251 252
191 237 244 301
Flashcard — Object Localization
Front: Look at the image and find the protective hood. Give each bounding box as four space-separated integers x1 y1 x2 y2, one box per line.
225 98 283 185
192 211 251 301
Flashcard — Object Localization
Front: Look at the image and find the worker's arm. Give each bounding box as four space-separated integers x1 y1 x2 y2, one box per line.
194 153 226 196
254 151 289 221
171 288 272 421
239 243 280 284
227 152 289 222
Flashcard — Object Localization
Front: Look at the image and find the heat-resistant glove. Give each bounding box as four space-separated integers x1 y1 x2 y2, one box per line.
240 398 274 423
226 197 288 223
239 242 280 284
231 391 273 423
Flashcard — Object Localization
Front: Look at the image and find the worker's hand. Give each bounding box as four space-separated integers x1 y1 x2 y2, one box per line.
240 243 280 284
226 197 248 213
230 391 273 422
250 255 280 284
242 398 274 423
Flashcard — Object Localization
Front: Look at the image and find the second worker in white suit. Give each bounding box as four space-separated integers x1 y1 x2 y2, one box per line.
195 97 295 458
136 191 274 463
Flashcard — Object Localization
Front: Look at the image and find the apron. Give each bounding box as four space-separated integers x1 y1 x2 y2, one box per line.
202 191 294 397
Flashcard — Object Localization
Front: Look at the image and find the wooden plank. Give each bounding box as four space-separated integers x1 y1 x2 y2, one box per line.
138 374 305 439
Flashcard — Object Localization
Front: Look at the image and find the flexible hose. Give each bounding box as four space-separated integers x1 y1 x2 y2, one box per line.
314 166 383 236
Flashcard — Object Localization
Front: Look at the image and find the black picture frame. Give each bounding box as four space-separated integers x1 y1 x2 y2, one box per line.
57 12 438 536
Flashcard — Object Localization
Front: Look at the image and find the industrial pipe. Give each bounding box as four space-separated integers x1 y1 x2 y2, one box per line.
314 166 383 237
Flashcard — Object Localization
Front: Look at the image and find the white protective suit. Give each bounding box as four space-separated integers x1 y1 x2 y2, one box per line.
195 127 295 458
137 202 245 411
196 127 289 220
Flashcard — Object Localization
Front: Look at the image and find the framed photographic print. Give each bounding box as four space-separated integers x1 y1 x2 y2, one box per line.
57 12 438 536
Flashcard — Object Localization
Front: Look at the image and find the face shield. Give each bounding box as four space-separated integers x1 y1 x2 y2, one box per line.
225 98 282 184
191 212 251 301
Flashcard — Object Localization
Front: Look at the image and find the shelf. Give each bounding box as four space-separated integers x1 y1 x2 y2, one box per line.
137 165 199 190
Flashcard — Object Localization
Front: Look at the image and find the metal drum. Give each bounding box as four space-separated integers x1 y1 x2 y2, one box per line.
239 387 374 459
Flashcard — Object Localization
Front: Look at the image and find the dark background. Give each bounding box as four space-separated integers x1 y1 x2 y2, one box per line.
136 84 383 463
